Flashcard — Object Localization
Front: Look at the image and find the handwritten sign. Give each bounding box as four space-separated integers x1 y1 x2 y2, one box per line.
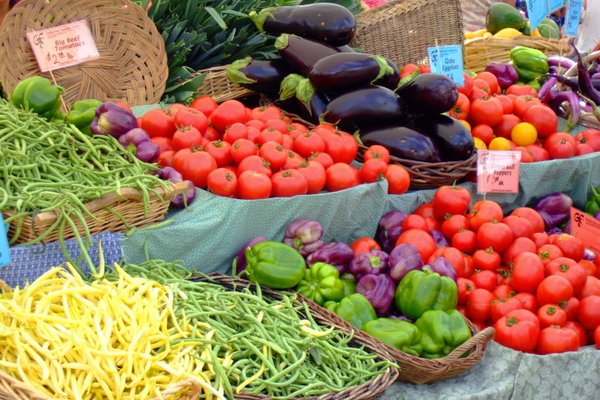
477 150 521 194
548 0 565 13
526 0 548 30
27 20 99 72
0 215 11 268
564 0 584 36
427 44 464 86
570 207 600 254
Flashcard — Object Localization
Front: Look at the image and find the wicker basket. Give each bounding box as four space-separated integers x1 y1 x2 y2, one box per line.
3 181 191 244
191 273 399 400
0 0 168 108
465 35 570 73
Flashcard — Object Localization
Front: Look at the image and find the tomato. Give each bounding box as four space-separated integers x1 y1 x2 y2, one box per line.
257 128 284 146
536 274 574 306
579 259 597 277
458 72 474 97
595 325 600 348
577 295 600 331
283 150 305 170
511 252 545 293
250 105 284 122
441 214 470 240
525 143 551 162
290 130 324 158
400 63 419 78
472 78 491 95
513 292 538 314
270 169 308 197
359 159 388 183
490 297 522 323
476 71 500 94
537 304 567 328
209 100 248 133
325 163 360 192
207 167 238 197
493 114 521 140
545 257 587 296
287 123 310 138
173 149 217 189
468 200 504 231
402 214 429 231
457 277 476 305
204 140 233 167
171 126 205 151
537 244 563 265
452 229 478 254
544 135 576 159
505 84 538 97
469 86 490 102
509 207 545 233
384 164 411 195
363 144 391 164
246 126 261 143
493 284 516 299
141 108 176 138
222 122 248 143
419 64 431 73
471 124 494 145
472 270 498 292
259 141 288 171
502 237 537 266
536 326 580 354
430 247 466 274
511 122 538 146
513 95 542 119
574 129 600 151
564 320 588 346
476 221 513 253
549 233 584 262
560 296 580 321
203 126 220 141
449 92 470 120
532 231 550 248
237 155 273 177
173 107 209 134
262 119 288 135
230 138 257 164
431 185 472 220
466 288 496 322
469 97 504 127
576 142 596 156
472 247 501 271
496 267 512 286
296 161 326 194
488 137 516 151
190 95 218 117
309 152 334 170
523 104 558 139
502 215 534 239
237 170 272 199
319 129 358 164
413 202 435 219
396 229 437 262
495 94 514 114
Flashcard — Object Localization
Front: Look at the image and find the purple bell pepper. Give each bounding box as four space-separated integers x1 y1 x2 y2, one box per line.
118 128 160 163
348 249 390 279
306 242 354 274
90 102 138 138
430 229 449 247
534 192 573 230
388 243 423 282
426 256 457 281
356 274 396 315
232 236 268 274
156 166 196 208
283 218 324 256
375 210 409 252
484 62 519 90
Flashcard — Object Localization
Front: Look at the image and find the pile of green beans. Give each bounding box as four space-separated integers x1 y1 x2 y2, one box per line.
118 260 393 399
0 99 170 271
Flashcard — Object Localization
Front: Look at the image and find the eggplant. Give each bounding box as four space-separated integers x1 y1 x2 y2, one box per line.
249 3 356 46
396 73 458 115
226 57 291 96
308 53 395 92
374 58 400 90
322 86 406 130
275 34 340 75
412 114 474 161
360 125 441 162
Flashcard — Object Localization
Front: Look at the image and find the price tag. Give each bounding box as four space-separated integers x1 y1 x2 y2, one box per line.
427 44 464 86
548 0 565 13
0 215 11 268
26 20 100 72
564 0 584 36
570 207 600 254
476 150 521 194
526 0 548 30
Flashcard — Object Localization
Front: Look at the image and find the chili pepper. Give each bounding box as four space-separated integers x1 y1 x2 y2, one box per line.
324 293 377 330
362 318 423 356
244 241 306 289
65 99 102 134
11 75 64 119
509 46 549 82
283 218 324 256
295 262 345 306
414 309 472 359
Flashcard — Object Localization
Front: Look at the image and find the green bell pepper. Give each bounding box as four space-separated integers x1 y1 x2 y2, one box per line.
244 241 306 289
340 273 356 297
509 46 549 82
11 76 64 119
414 309 472 359
324 293 377 330
363 318 423 356
394 268 458 320
295 262 345 305
66 99 102 134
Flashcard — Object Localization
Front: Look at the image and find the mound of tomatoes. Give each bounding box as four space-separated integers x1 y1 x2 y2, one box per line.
139 96 411 199
375 184 600 354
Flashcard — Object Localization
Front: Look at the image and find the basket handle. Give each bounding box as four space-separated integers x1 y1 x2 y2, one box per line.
444 326 495 362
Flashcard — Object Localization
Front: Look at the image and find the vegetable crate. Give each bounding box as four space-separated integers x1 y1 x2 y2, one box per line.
2 181 191 244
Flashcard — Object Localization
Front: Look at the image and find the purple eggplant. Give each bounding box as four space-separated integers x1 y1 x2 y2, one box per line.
374 58 401 90
356 274 396 315
348 249 390 279
548 90 581 128
232 236 268 274
275 34 340 75
484 62 519 90
534 192 573 230
426 257 457 281
283 218 324 256
411 113 474 162
250 3 356 46
90 102 138 138
226 57 291 96
396 73 458 115
547 55 576 69
375 210 409 252
388 243 424 282
306 242 354 274
360 125 441 162
573 43 600 106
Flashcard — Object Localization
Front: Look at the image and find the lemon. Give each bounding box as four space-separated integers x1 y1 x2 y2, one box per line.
493 28 523 39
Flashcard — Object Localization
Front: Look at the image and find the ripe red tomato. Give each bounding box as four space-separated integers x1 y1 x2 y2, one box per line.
536 275 574 306
413 202 435 219
537 326 580 354
525 143 551 162
493 114 521 139
549 233 584 262
457 277 476 305
288 122 310 137
431 185 472 221
396 229 437 261
172 126 205 151
466 288 496 322
476 221 514 253
472 270 498 292
543 132 576 159
449 92 470 120
513 292 538 314
451 228 478 254
157 150 175 168
325 163 360 192
468 200 504 231
203 140 233 167
462 254 475 278
532 231 550 248
173 107 209 134
151 137 174 154
579 259 597 277
441 214 470 240
172 149 217 189
511 252 545 293
513 95 542 119
296 161 326 194
209 100 248 133
493 284 515 299
472 124 495 145
502 215 534 239
293 131 326 158
595 325 600 348
262 118 288 135
430 247 466 276
230 138 257 164
494 310 540 353
271 169 308 197
537 304 568 328
259 141 288 171
363 144 391 164
190 95 218 117
283 150 305 170
237 170 272 199
309 152 334 170
318 129 358 164
359 159 388 183
565 320 588 346
537 244 563 265
237 155 273 177
476 71 500 94
577 295 600 330
502 237 537 266
472 78 491 95
545 257 587 296
384 164 411 194
207 167 238 197
495 95 514 114
250 105 284 122
257 128 284 146
458 73 474 97
509 207 545 233
472 247 501 271
222 122 248 143
579 276 600 298
574 129 600 151
402 214 429 231
523 104 558 139
490 297 523 323
560 296 580 321
350 237 382 255
505 84 538 97
141 108 176 138
469 97 504 127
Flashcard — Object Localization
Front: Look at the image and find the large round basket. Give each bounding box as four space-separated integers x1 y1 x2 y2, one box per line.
0 0 168 107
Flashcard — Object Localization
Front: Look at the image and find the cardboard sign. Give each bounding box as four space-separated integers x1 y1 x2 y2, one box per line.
0 215 11 268
477 150 521 194
564 0 584 36
570 208 600 254
548 0 565 13
427 44 464 86
526 0 548 30
27 20 100 72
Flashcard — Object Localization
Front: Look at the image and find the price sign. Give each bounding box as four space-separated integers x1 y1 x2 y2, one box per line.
564 0 584 36
477 150 521 194
26 20 100 72
548 0 565 13
570 208 600 254
427 44 464 86
0 215 11 268
526 0 548 30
